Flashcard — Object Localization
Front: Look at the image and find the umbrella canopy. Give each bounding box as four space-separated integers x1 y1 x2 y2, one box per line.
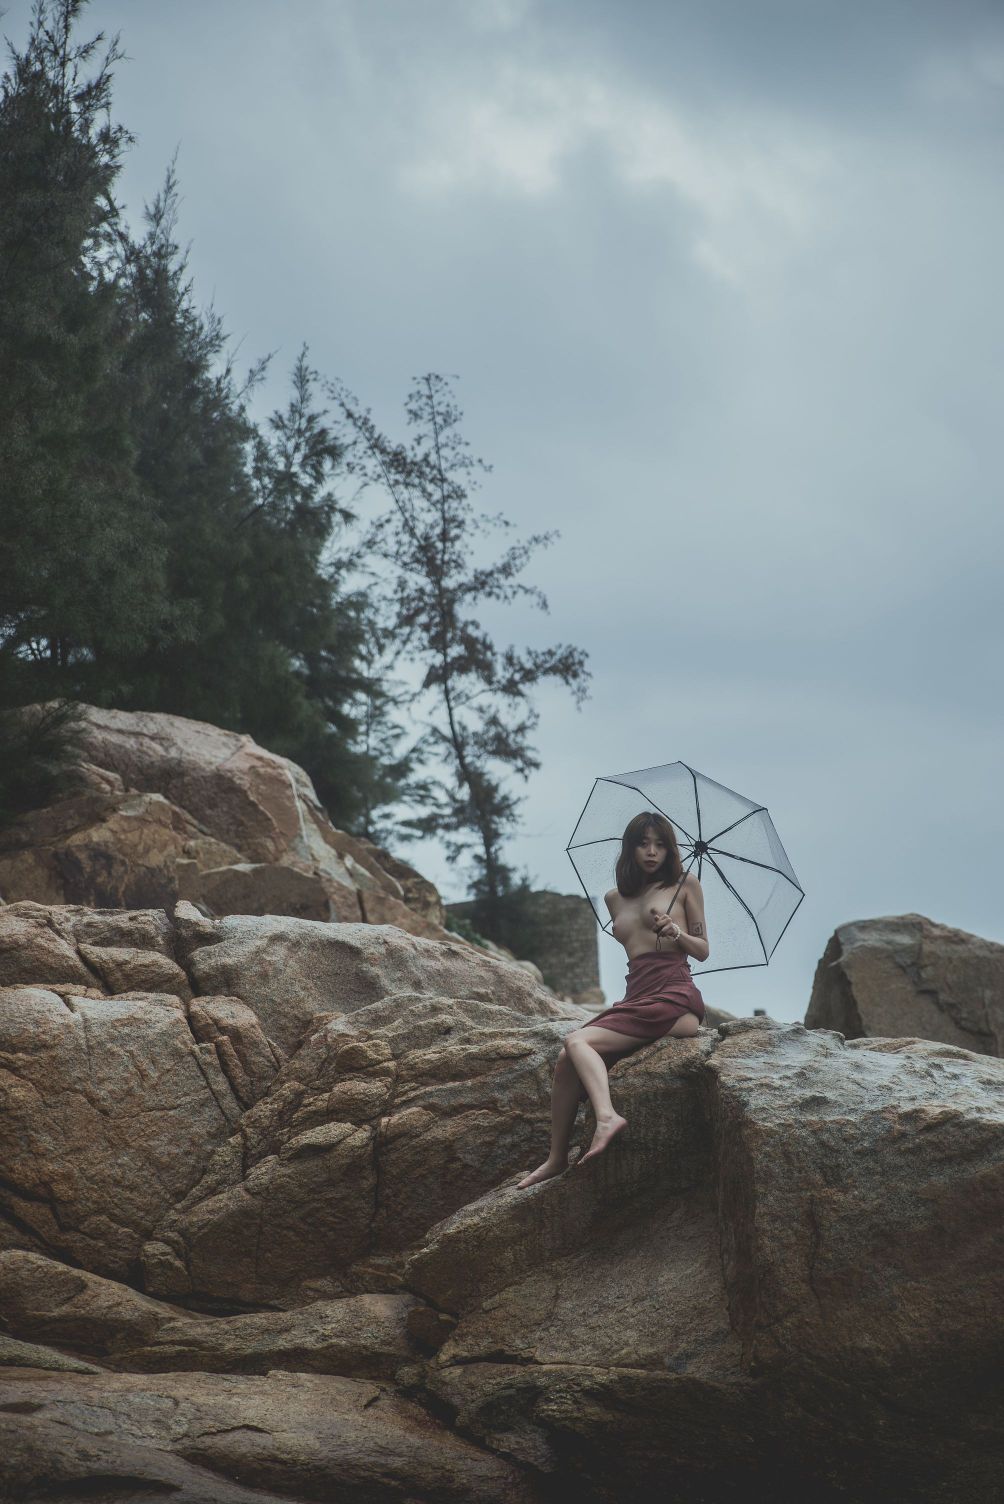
566 760 804 974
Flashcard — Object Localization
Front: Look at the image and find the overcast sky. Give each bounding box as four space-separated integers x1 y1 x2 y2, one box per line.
6 0 1003 1019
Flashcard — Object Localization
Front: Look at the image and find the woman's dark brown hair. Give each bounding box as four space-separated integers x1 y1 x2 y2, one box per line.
615 811 684 897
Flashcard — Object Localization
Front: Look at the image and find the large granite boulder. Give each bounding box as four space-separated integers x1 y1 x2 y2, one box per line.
183 908 568 1053
0 704 458 940
0 984 240 1279
0 1368 541 1504
0 785 247 911
806 913 1004 1055
0 898 569 1297
2 896 1003 1501
141 992 574 1308
0 1251 433 1378
404 1019 1004 1501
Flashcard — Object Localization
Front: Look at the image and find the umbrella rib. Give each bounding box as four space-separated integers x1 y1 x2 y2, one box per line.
703 849 769 964
768 887 806 959
565 777 600 849
613 782 697 854
707 846 805 893
690 959 771 975
687 764 703 843
706 806 766 844
567 866 605 924
564 766 803 972
583 775 704 846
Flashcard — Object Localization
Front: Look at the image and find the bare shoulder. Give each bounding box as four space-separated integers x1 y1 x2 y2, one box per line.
603 887 621 915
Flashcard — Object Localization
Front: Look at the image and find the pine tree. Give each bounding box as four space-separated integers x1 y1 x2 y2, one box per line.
114 167 409 827
0 0 169 705
330 373 591 920
0 1 444 841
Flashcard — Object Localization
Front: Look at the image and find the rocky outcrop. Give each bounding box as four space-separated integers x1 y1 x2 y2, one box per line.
806 913 1004 1055
2 898 1004 1501
0 1251 429 1377
403 1020 1004 1500
142 990 575 1308
0 982 241 1279
0 704 456 940
0 1368 540 1504
0 899 569 1299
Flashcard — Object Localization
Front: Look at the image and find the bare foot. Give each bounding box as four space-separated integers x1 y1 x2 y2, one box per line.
516 1157 568 1189
576 1113 628 1167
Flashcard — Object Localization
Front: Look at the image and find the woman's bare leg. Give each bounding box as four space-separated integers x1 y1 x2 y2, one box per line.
517 1015 698 1185
516 1048 584 1188
565 1026 641 1165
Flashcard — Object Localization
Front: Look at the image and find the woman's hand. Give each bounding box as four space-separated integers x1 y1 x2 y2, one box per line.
650 908 683 945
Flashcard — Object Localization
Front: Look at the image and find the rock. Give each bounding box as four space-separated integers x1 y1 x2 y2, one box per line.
78 942 192 1000
188 996 285 1107
568 983 606 1009
3 890 1003 1502
0 903 94 988
121 1293 426 1377
0 1369 544 1504
142 996 577 1308
72 760 126 796
399 1021 1004 1502
0 901 181 992
352 838 446 925
72 704 385 892
315 825 410 899
0 1250 187 1355
6 706 561 999
172 898 218 957
806 914 1004 1055
5 705 474 948
0 1334 101 1374
185 912 565 1055
181 859 361 922
0 788 244 910
404 1032 712 1313
0 985 240 1279
356 885 456 942
0 1249 430 1378
64 905 178 955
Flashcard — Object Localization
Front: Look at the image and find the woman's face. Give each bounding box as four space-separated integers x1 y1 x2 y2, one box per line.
635 827 667 875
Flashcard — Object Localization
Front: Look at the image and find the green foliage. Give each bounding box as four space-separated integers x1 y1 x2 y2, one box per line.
0 2 410 834
442 910 492 950
0 1 171 698
330 374 591 915
108 168 391 825
0 2 589 860
457 875 552 964
0 699 85 827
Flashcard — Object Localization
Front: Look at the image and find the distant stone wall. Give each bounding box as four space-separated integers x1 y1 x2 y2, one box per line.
447 889 602 1004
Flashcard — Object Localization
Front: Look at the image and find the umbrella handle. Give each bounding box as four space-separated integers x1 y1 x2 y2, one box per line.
662 855 698 946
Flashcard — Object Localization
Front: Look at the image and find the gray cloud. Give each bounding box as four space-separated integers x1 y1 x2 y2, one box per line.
5 0 1002 1018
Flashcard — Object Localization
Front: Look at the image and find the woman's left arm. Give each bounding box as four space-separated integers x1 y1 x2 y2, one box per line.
675 877 710 962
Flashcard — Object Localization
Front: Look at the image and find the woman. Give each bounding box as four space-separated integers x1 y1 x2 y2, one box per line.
517 811 709 1187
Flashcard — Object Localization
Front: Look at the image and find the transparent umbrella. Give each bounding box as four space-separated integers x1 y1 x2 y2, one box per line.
566 760 804 975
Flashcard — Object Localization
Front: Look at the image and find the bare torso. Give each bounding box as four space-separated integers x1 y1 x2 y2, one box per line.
606 879 691 960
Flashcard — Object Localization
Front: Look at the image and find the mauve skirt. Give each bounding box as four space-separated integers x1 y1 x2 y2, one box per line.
574 951 705 1100
590 949 706 1039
